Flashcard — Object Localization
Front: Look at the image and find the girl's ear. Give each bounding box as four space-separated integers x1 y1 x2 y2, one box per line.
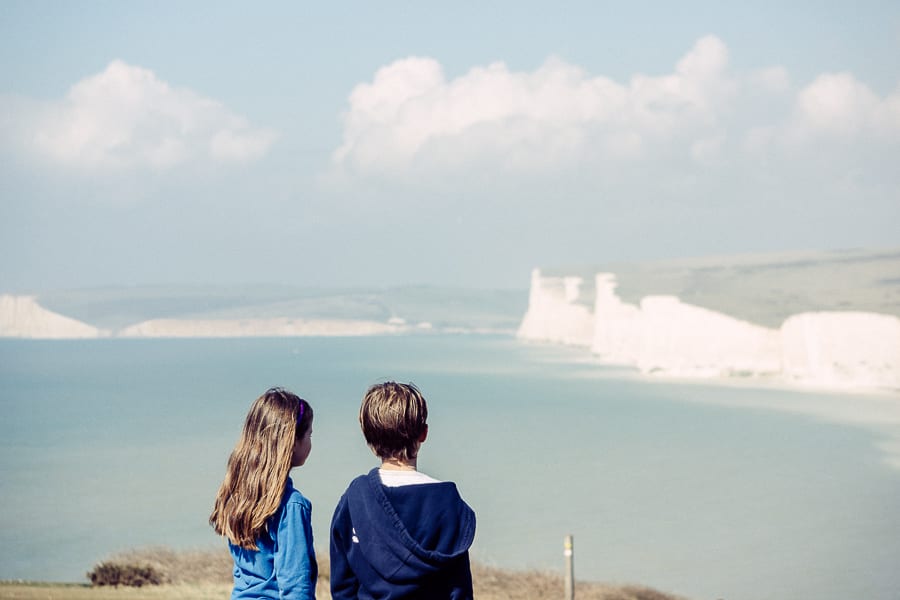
418 424 428 443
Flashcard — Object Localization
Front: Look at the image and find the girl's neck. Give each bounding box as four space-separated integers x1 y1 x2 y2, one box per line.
380 457 417 471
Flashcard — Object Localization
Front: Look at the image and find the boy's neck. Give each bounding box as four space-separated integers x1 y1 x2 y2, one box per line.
380 457 417 471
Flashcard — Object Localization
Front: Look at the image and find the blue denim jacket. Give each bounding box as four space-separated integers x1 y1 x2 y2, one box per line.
230 478 317 599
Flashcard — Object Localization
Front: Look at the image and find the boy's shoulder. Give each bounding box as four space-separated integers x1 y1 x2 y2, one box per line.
340 469 373 492
344 467 459 489
341 468 469 508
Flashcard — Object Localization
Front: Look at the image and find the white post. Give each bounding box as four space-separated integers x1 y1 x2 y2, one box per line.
564 534 574 600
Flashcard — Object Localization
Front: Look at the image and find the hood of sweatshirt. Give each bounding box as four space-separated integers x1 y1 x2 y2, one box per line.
342 468 476 584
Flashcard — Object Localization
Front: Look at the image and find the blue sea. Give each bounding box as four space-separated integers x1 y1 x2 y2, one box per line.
1 335 898 600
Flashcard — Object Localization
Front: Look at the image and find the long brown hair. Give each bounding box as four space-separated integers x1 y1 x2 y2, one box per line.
210 388 313 549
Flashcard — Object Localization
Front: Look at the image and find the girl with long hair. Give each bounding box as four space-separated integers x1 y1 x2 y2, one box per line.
211 387 317 599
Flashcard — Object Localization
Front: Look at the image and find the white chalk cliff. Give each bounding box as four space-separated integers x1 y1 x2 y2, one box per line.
518 270 900 392
0 295 107 339
781 312 900 389
517 270 595 346
117 317 403 338
0 295 407 339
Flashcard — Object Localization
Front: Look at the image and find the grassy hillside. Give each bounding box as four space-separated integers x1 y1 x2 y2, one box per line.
26 248 900 332
35 285 527 333
544 247 900 327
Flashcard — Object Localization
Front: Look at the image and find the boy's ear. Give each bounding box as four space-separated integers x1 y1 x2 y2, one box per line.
418 424 428 443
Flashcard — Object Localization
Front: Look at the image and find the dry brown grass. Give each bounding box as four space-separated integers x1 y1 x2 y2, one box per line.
101 547 233 585
0 582 232 600
470 564 685 600
0 547 687 600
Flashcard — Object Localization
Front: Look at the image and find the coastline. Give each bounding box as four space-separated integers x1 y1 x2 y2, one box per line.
551 344 900 470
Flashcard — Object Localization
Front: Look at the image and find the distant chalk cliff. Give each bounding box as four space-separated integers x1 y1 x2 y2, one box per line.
0 295 109 339
0 294 404 339
0 288 506 339
117 317 402 338
518 269 900 392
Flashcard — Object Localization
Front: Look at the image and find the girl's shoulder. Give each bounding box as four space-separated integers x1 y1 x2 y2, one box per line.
283 477 312 509
264 479 313 541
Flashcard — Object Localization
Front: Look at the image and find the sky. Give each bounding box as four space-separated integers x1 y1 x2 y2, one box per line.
1 1 898 292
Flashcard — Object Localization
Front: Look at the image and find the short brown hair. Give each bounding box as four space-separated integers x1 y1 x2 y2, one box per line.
360 381 428 461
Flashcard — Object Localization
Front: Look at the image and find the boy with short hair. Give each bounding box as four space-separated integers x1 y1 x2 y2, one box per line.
330 381 476 599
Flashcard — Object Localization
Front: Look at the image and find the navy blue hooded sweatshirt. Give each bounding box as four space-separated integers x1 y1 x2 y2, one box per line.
330 468 476 599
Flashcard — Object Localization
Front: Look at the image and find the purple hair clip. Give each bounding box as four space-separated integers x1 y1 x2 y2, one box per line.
297 401 305 425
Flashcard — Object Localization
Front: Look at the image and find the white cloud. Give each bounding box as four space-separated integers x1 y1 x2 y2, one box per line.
8 60 277 169
333 35 738 176
792 72 900 138
332 36 900 182
740 72 900 157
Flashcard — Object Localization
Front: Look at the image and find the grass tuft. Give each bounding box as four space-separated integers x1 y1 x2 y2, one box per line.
86 562 163 588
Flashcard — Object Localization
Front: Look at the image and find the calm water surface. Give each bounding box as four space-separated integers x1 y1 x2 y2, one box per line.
1 336 898 600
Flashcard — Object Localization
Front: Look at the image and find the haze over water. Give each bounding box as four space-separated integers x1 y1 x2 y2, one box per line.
2 335 898 600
